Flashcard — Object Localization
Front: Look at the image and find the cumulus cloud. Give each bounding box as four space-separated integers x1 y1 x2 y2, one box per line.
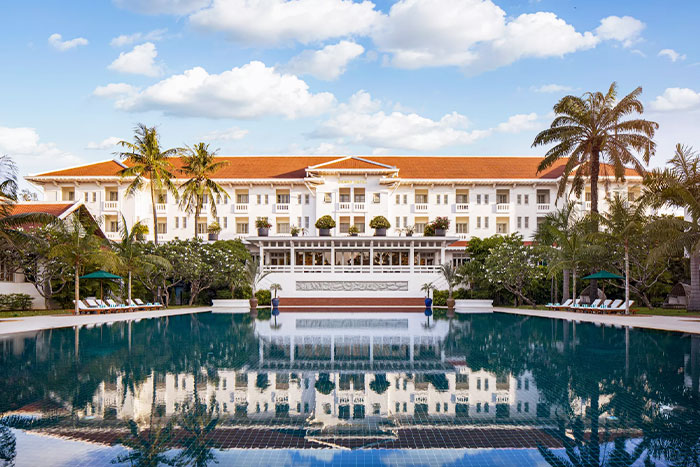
96 61 335 119
285 41 364 80
200 127 249 141
188 0 381 45
594 15 645 47
108 42 164 77
495 113 539 133
532 84 573 93
48 33 88 51
658 48 686 62
86 136 123 150
112 0 209 15
0 126 82 177
312 90 490 151
110 29 168 47
650 88 700 112
372 0 598 71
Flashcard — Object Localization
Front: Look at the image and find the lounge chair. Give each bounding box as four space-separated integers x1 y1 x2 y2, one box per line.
85 298 110 312
135 298 163 310
607 300 635 314
74 300 101 314
548 299 573 310
563 299 582 311
573 299 601 313
128 299 149 311
107 299 133 312
592 299 613 313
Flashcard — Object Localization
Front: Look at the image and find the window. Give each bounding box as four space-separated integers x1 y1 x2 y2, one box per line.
373 193 380 203
476 194 481 204
264 194 269 204
396 402 400 413
403 402 407 412
476 217 481 229
257 194 261 204
517 378 522 390
456 219 469 233
403 217 408 228
236 221 249 234
477 403 482 413
403 194 408 204
396 217 400 228
517 194 522 205
477 378 481 390
196 222 207 234
415 193 428 204
324 193 332 203
436 195 441 204
224 217 228 229
84 192 88 202
396 194 401 204
524 217 529 229
484 217 489 228
305 194 310 204
485 403 489 413
304 217 310 229
484 194 489 204
157 221 167 234
524 402 529 413
297 194 302 204
524 194 529 205
517 402 522 412
443 194 448 204
485 379 489 390
525 379 529 390
517 217 522 229
373 403 381 415
92 192 97 202
436 403 441 412
183 217 187 229
175 217 179 229
277 193 290 204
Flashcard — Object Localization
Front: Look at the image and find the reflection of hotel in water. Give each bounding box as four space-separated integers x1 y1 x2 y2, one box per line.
84 314 554 425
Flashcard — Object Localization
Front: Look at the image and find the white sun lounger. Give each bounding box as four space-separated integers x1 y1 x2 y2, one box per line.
134 298 163 310
73 300 101 314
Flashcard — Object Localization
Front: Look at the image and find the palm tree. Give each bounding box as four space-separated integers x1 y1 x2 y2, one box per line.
535 202 579 301
49 216 116 315
178 143 229 238
270 283 282 299
421 282 434 298
533 82 658 219
116 124 181 245
112 214 171 306
245 258 270 298
644 144 700 311
597 196 646 315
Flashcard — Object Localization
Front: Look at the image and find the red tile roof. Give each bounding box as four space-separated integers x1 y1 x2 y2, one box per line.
10 202 76 217
29 156 642 180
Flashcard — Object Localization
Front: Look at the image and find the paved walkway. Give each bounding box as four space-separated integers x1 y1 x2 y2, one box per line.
0 307 211 336
495 307 700 335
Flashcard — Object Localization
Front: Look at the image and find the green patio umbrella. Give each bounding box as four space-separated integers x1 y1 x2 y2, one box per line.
80 270 122 302
582 270 624 280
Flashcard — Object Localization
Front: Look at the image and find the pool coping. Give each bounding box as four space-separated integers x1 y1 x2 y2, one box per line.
0 307 212 336
495 307 700 335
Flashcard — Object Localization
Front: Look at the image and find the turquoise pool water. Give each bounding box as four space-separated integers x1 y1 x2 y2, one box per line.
0 311 698 466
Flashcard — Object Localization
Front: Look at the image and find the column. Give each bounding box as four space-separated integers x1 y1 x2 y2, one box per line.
409 241 415 273
290 336 295 362
330 335 335 362
259 244 265 268
330 241 335 273
409 336 414 363
440 241 446 265
369 241 374 273
259 339 264 364
369 336 374 364
290 243 296 271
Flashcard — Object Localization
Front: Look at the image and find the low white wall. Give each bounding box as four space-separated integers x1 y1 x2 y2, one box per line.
211 299 250 313
258 272 447 298
455 299 493 314
0 281 44 309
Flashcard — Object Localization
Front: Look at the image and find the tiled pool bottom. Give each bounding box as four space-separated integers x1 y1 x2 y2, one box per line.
1 312 698 466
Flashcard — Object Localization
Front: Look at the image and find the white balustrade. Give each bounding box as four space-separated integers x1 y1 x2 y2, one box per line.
536 203 550 212
353 202 365 212
105 231 120 241
496 203 510 213
455 203 469 212
275 203 289 213
102 201 119 211
414 203 429 212
584 201 591 210
155 203 167 212
234 203 248 213
338 202 351 211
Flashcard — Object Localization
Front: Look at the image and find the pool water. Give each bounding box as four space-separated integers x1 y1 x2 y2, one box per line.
0 311 698 466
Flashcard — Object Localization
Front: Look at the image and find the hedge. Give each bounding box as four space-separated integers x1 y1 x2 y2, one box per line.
0 293 33 311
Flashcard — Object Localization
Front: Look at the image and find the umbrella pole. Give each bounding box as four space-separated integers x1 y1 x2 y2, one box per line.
101 281 104 302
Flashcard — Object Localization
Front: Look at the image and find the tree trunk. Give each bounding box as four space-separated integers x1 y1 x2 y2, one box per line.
589 148 600 304
150 181 159 245
74 265 80 315
194 204 200 239
689 253 700 312
562 269 570 302
128 271 132 306
572 269 577 305
624 240 630 315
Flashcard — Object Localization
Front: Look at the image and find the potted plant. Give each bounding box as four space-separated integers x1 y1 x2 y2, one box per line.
290 225 302 237
423 223 436 237
440 263 461 317
245 259 270 317
369 216 391 236
256 217 272 236
404 225 415 237
348 225 359 236
207 221 221 241
432 216 450 236
315 215 336 236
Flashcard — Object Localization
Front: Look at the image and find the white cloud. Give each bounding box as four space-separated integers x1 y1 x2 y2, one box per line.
285 41 364 80
110 29 167 47
86 136 123 150
0 126 81 177
108 42 164 77
112 0 209 15
200 127 249 141
287 142 348 155
48 33 88 51
650 88 700 112
495 113 539 133
313 90 490 151
658 48 686 62
532 84 573 93
372 0 598 71
188 0 381 46
594 15 645 47
99 61 335 119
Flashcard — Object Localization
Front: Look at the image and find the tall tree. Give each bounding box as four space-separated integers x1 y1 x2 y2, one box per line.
116 124 181 245
535 202 578 302
645 144 700 311
178 143 229 238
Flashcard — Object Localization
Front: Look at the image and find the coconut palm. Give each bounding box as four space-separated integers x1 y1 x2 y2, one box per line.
116 124 182 245
439 263 461 302
644 144 700 311
596 196 647 315
244 258 270 297
270 283 282 299
178 143 229 238
112 214 171 306
49 215 116 315
535 202 579 301
533 82 658 219
420 282 435 298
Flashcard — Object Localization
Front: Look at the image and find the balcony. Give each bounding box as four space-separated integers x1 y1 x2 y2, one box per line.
414 203 429 213
455 203 469 213
338 202 351 211
353 202 365 212
536 203 551 212
105 231 120 241
584 201 591 210
496 203 510 213
155 203 167 213
233 203 248 213
102 201 119 211
275 203 289 213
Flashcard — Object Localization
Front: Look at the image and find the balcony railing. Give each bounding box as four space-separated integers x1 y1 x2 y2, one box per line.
537 203 551 212
234 203 248 213
155 203 167 212
261 264 441 273
275 203 289 213
496 203 510 213
455 203 469 213
414 203 429 212
584 201 591 210
353 202 365 212
102 201 119 211
105 231 120 241
338 202 351 211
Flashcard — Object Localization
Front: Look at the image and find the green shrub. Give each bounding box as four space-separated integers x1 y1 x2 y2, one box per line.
0 293 33 311
255 289 271 306
315 215 336 229
369 216 391 229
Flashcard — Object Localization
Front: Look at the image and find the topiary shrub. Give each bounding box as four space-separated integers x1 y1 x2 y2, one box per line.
369 216 391 229
0 293 33 311
315 215 336 229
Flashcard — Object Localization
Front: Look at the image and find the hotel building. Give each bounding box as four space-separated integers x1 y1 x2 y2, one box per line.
26 155 642 297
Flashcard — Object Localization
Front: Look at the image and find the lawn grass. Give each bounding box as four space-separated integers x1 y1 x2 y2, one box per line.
0 309 72 319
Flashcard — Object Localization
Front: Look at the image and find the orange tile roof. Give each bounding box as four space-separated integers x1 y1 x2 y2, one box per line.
29 156 642 180
311 157 396 170
10 202 76 217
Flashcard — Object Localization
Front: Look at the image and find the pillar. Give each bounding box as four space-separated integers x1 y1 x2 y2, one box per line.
290 336 295 362
410 241 415 273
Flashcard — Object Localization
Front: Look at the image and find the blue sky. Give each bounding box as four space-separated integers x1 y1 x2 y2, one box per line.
1 0 699 189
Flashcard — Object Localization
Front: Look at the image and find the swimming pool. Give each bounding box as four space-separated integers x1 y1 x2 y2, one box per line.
0 311 697 466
